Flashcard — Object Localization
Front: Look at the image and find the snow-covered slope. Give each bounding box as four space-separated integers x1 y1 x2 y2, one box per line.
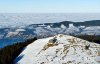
80 26 100 35
15 34 100 64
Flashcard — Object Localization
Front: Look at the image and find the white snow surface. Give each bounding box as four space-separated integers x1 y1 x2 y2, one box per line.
15 34 100 64
15 29 26 32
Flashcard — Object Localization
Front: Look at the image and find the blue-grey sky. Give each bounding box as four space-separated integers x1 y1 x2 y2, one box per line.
0 0 100 13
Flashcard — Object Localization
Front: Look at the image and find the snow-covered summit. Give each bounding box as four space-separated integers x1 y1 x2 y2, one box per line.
69 24 74 28
61 24 66 29
15 34 100 64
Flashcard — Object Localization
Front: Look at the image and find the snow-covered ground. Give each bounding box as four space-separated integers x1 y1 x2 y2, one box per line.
34 24 100 36
15 34 100 64
81 26 100 35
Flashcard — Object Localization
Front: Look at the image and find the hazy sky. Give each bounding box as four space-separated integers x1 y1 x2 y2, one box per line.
0 0 100 13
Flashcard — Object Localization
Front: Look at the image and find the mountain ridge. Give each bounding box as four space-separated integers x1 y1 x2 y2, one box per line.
0 20 100 48
15 34 100 64
27 20 100 28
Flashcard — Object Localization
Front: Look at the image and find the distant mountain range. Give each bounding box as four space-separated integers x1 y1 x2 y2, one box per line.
0 20 100 48
0 20 100 39
28 20 100 28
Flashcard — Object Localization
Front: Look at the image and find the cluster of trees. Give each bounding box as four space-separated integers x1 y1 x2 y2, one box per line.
0 37 37 64
75 35 100 44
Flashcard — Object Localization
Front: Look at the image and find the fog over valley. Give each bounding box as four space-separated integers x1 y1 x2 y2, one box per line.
0 13 100 28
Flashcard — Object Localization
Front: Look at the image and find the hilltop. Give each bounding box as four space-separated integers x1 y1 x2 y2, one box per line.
15 34 100 64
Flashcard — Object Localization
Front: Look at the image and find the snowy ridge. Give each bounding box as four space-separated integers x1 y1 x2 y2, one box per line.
15 34 100 64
